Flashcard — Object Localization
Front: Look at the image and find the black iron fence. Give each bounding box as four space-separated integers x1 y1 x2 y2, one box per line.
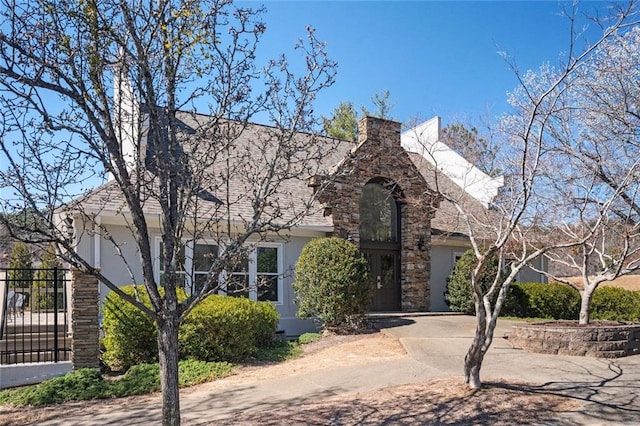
0 268 70 364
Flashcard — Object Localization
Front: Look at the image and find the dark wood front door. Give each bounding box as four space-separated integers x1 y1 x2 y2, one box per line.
364 249 401 312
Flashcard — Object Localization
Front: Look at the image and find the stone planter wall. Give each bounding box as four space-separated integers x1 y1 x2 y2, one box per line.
509 322 640 358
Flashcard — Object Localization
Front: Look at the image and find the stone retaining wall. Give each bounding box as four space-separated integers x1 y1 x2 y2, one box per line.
509 322 640 358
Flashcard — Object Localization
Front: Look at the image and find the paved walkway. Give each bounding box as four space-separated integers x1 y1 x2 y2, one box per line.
40 315 640 425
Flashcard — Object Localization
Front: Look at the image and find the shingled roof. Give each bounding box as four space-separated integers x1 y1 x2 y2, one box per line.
68 113 496 237
68 112 352 230
407 152 499 241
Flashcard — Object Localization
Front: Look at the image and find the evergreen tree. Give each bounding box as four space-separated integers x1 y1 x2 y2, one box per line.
322 101 358 141
8 242 32 289
33 244 62 309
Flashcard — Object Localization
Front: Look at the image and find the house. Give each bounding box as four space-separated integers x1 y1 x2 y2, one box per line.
65 105 546 336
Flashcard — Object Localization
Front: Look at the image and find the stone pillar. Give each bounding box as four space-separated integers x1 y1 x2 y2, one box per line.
70 269 100 369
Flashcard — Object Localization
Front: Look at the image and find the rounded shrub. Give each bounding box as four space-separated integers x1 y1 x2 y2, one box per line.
503 282 580 319
293 237 370 331
179 295 279 362
101 285 159 370
590 287 640 322
445 249 501 314
102 286 279 369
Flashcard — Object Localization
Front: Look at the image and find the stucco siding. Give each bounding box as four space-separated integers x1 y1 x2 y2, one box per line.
518 256 548 283
75 220 320 335
430 245 468 311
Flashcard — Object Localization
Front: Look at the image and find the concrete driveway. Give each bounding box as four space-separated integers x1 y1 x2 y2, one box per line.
374 314 640 425
36 314 640 425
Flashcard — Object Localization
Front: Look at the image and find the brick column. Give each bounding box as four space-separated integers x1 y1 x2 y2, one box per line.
70 269 100 369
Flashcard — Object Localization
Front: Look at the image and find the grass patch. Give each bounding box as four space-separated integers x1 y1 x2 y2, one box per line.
500 316 550 322
298 332 321 344
0 360 233 407
254 340 301 362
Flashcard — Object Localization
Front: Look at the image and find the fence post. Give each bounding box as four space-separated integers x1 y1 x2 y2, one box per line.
70 268 100 370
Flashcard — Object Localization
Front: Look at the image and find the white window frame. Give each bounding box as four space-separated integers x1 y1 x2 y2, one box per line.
154 237 220 292
452 251 465 267
154 238 283 304
252 243 284 305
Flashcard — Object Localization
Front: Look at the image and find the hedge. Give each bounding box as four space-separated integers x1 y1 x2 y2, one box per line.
503 282 640 322
590 286 640 322
502 282 580 319
179 294 279 362
102 286 279 370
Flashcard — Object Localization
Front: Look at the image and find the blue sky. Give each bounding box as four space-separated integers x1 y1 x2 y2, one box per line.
244 1 611 127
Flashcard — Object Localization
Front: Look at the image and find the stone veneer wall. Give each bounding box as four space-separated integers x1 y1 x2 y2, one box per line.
509 322 640 358
319 117 437 311
70 269 100 369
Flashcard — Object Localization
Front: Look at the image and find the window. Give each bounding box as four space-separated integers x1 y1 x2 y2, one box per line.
158 242 187 288
453 251 465 265
227 252 250 298
220 244 283 304
360 180 400 243
155 240 283 304
193 243 219 293
256 246 279 302
156 239 219 293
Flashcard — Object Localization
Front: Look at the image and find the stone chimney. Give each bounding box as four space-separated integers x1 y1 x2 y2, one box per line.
357 116 402 147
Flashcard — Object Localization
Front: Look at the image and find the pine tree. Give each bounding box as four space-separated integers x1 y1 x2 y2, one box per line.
8 242 32 290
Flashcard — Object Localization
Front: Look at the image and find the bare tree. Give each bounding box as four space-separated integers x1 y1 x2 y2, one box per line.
405 2 639 389
0 1 336 424
524 24 640 324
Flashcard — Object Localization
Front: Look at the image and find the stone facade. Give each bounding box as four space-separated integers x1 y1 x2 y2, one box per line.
319 117 438 311
70 269 100 369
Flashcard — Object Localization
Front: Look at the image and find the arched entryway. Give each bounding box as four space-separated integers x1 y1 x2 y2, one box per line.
359 179 402 311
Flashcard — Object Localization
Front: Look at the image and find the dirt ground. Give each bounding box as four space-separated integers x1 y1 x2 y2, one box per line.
560 275 640 290
0 332 579 425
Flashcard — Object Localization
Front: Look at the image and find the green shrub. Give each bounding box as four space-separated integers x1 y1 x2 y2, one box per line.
445 249 502 314
0 369 109 406
293 237 370 331
101 285 159 370
102 286 279 369
177 359 233 386
590 287 640 322
179 295 279 362
110 363 160 397
0 361 233 407
298 332 321 344
503 282 580 319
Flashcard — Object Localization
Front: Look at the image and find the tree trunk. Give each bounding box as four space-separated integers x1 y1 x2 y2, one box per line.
464 303 487 389
464 336 485 389
157 316 181 426
579 287 593 325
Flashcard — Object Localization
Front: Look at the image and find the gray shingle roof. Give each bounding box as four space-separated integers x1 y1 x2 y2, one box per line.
70 113 352 230
70 113 494 236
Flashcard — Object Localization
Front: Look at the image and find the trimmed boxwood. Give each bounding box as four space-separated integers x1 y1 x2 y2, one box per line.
504 282 640 322
503 282 580 320
293 237 370 331
179 294 279 362
102 286 279 370
590 286 640 322
102 286 160 370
